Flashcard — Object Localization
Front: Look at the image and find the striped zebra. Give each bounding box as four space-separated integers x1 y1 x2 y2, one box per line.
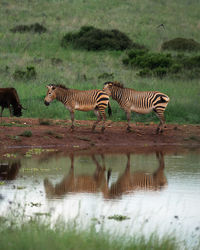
103 81 170 133
44 84 111 132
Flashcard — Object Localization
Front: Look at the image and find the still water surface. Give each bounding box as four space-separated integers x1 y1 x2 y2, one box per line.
0 149 200 247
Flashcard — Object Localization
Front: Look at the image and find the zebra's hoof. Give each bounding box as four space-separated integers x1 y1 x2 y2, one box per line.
156 128 160 134
156 128 163 134
127 127 132 133
101 127 105 133
70 126 75 132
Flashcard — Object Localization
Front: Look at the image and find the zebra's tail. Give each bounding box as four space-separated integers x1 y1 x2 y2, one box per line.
107 168 112 184
108 102 112 117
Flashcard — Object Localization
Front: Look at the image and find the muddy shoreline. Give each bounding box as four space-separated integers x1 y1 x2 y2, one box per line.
0 118 200 156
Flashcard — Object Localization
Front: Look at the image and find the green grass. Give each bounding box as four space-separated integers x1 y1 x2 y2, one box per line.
19 130 33 137
0 218 179 250
0 0 200 124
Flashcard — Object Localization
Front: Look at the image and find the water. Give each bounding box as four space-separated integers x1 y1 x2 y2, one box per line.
0 148 200 248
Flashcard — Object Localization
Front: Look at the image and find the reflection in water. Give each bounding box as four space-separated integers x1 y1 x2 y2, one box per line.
44 152 167 200
0 160 21 180
44 154 108 199
1 150 200 249
107 151 167 199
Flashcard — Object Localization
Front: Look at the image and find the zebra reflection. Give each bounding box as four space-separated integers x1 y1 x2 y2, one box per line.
106 151 167 199
44 154 108 199
43 152 167 199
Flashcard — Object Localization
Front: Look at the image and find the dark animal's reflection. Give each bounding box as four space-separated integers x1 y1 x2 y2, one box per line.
0 160 21 180
44 155 108 199
44 152 167 199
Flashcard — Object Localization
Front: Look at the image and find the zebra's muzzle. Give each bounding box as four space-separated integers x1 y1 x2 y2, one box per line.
44 101 50 106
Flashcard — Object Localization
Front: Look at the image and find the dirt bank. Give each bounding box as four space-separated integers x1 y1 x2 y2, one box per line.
0 117 200 156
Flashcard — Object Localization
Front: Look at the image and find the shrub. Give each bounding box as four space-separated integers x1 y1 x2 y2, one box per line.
169 64 182 73
61 26 145 51
10 23 47 34
13 66 37 80
124 50 172 69
38 119 51 125
180 55 200 69
161 38 200 52
123 49 200 78
98 72 114 80
19 130 32 137
137 68 152 77
152 67 167 78
51 58 63 66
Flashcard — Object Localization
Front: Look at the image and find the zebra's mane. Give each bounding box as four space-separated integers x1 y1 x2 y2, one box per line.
51 84 68 90
112 81 124 88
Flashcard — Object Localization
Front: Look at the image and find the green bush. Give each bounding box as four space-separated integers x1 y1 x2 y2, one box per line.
13 66 37 80
161 38 200 52
123 49 200 78
61 26 145 51
137 68 152 77
98 72 114 80
180 55 200 69
152 67 168 78
126 51 172 69
10 23 47 34
19 130 32 137
169 64 182 73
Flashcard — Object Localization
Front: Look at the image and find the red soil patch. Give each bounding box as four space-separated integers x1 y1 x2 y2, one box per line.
0 117 200 156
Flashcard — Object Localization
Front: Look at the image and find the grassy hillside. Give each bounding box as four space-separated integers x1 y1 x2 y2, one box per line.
0 0 200 124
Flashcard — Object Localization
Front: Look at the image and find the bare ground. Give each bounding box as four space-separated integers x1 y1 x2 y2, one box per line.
0 117 200 156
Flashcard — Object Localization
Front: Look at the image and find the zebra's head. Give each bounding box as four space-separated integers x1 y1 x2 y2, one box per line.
44 85 57 106
103 82 113 96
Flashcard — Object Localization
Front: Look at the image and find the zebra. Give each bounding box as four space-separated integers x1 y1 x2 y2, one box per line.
44 84 111 132
103 81 170 133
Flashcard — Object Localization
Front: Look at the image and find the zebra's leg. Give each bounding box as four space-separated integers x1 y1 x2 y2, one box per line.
99 109 106 133
92 109 102 132
153 108 165 134
125 110 132 132
69 110 75 131
125 153 130 173
69 154 74 169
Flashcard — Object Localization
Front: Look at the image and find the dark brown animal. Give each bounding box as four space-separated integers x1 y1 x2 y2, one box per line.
0 88 25 117
0 160 21 180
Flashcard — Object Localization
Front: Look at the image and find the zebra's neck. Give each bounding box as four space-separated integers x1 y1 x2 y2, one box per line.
111 87 123 101
56 88 69 104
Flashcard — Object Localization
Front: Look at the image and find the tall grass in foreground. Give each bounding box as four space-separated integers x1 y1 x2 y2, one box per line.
0 219 179 250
